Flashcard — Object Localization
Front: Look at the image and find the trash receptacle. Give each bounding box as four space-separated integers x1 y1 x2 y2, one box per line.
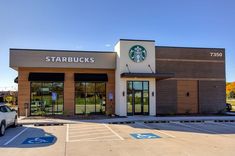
24 103 29 117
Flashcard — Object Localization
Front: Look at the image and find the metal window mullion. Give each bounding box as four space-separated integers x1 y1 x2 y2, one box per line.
95 83 97 114
141 82 144 114
148 81 149 115
104 82 106 114
41 82 43 115
85 82 87 114
132 81 134 115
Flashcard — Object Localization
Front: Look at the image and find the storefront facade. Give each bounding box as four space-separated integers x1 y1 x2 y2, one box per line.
10 39 226 116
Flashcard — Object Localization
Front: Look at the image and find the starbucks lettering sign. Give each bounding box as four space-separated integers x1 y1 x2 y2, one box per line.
129 45 147 63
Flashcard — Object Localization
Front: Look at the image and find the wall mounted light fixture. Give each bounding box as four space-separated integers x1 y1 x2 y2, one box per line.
152 91 154 96
122 91 125 96
186 92 190 97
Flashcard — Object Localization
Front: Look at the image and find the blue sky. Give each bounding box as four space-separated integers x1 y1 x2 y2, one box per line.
0 0 234 90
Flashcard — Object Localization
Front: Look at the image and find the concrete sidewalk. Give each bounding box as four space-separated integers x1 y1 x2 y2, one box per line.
18 115 235 125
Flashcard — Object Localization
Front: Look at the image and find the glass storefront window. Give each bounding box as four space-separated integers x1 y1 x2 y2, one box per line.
96 93 106 113
52 82 64 114
86 93 96 114
96 83 106 93
30 82 64 116
75 82 106 115
31 83 42 115
75 82 85 92
75 92 86 114
86 83 95 93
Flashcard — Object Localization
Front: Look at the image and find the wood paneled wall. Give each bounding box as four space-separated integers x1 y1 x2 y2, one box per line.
155 47 226 115
177 80 198 114
199 81 226 113
156 80 177 114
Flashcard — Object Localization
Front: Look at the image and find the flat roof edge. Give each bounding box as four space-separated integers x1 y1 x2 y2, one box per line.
9 48 116 53
156 46 225 50
120 39 155 42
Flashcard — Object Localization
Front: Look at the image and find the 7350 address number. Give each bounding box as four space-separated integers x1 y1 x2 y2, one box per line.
210 52 223 57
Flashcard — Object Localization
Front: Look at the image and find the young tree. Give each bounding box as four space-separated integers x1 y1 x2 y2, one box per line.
230 91 235 99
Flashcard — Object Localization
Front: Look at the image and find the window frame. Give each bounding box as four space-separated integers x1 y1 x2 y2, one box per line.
126 81 149 116
29 81 64 116
74 82 106 115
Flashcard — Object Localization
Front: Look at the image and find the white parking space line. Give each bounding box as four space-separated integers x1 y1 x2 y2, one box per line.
70 135 119 142
69 125 103 128
103 124 124 140
69 127 106 131
135 122 175 138
67 123 123 142
69 131 112 138
69 129 110 134
69 124 99 128
172 122 218 134
3 127 29 146
73 123 97 126
69 138 120 142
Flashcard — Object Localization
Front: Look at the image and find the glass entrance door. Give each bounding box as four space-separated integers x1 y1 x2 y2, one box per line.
134 90 143 115
127 81 149 115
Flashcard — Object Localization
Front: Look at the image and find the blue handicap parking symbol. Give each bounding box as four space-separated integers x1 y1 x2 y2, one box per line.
22 137 55 144
130 133 161 139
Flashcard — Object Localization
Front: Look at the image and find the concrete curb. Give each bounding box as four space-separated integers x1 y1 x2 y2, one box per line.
108 119 235 124
33 123 64 126
18 122 68 126
18 116 235 125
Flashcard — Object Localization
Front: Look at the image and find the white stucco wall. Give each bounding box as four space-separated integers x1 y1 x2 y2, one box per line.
115 40 156 116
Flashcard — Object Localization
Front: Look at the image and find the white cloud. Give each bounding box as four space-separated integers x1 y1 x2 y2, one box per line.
105 44 111 47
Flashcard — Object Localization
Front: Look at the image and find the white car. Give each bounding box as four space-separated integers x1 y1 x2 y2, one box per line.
0 104 18 136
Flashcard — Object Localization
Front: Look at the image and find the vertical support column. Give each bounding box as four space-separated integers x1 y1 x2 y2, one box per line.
18 69 30 116
106 70 116 115
119 79 127 116
149 79 156 116
64 72 75 115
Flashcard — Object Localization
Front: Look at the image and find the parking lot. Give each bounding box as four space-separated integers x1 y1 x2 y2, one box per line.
1 121 235 156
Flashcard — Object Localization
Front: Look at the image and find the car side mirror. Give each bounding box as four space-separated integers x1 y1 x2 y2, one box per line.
11 109 17 112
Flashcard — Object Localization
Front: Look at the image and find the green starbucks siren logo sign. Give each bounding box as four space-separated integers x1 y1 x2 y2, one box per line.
129 45 147 63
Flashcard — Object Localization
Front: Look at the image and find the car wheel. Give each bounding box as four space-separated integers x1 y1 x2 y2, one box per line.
12 116 18 128
0 123 5 136
226 103 232 112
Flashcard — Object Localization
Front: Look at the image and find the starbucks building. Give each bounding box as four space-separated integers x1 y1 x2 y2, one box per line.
9 39 226 116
